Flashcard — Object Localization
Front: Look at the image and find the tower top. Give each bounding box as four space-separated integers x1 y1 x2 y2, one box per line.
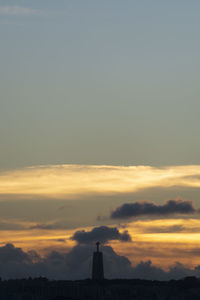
96 241 100 252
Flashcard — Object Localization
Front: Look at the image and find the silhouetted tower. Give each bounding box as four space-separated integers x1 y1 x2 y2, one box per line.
92 242 104 280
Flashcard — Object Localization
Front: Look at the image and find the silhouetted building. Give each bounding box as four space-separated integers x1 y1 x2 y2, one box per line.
92 242 104 280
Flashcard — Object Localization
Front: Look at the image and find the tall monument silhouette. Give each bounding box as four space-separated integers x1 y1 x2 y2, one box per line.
92 242 104 280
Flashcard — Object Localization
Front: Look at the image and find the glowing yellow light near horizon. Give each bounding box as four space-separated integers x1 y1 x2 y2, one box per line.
0 164 200 199
0 218 200 268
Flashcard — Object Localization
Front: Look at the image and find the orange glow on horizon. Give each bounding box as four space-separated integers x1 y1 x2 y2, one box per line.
0 218 200 269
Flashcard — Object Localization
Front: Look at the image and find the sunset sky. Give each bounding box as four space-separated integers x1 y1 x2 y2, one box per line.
0 0 200 279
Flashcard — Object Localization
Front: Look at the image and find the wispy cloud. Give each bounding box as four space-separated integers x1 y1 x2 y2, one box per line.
0 164 200 200
0 6 41 16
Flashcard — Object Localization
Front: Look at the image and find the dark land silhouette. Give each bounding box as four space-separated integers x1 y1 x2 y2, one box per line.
0 276 200 300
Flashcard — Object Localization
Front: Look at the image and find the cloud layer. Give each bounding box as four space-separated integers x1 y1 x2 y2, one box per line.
1 164 200 199
71 226 131 244
111 199 196 219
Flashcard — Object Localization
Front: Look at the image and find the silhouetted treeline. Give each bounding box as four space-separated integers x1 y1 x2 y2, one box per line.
0 276 200 299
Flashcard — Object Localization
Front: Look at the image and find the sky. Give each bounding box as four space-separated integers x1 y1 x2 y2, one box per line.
0 0 200 280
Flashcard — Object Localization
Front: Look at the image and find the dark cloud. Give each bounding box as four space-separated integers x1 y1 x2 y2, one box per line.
0 243 30 263
111 199 195 219
0 243 200 280
71 226 131 244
